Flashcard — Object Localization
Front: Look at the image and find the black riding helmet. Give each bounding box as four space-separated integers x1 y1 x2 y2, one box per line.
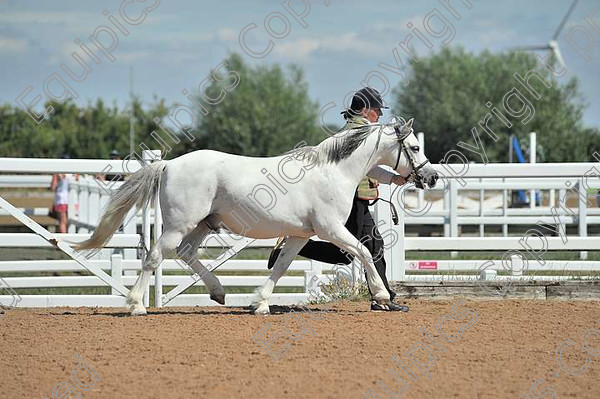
342 87 389 118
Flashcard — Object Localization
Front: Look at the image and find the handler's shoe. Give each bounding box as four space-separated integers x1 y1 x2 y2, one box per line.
267 237 287 270
370 300 409 312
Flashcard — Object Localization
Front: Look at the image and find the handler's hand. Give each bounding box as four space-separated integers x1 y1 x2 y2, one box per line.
391 174 407 186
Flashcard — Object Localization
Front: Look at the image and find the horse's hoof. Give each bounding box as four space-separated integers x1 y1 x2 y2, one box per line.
210 293 226 305
250 304 270 316
253 307 270 316
130 306 147 316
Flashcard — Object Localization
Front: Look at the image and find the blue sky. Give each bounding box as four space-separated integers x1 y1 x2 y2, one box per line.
1 0 599 127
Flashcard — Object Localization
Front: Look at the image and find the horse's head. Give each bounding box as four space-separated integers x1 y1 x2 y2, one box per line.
386 117 438 189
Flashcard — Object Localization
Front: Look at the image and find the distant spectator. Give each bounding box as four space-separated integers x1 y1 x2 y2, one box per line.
104 149 124 182
50 154 79 233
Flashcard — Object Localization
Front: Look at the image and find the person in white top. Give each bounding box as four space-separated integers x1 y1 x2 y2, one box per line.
50 154 79 233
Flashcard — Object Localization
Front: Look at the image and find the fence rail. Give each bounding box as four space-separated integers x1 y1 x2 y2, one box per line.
0 156 598 308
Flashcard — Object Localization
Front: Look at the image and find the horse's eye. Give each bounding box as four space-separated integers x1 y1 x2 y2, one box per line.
411 146 420 152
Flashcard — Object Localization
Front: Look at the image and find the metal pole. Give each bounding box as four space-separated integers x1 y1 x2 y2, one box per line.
529 132 536 208
129 66 135 156
509 134 513 207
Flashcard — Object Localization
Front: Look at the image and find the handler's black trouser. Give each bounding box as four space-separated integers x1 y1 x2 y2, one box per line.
298 194 396 301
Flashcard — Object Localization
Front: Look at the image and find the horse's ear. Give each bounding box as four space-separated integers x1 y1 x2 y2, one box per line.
407 118 414 128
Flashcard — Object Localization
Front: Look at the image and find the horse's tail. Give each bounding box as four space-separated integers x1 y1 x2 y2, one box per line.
75 161 167 251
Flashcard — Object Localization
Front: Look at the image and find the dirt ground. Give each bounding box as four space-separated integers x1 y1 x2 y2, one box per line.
1 300 599 399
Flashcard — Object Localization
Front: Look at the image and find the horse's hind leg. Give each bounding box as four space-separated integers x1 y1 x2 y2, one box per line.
127 229 185 315
251 236 309 315
176 223 226 305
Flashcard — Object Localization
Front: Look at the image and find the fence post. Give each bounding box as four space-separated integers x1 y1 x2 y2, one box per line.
395 202 406 281
479 178 484 237
449 179 458 258
141 150 162 308
111 254 123 296
154 160 164 308
529 132 536 208
443 185 450 237
558 188 566 243
377 182 405 282
578 179 588 260
89 185 100 227
502 180 508 237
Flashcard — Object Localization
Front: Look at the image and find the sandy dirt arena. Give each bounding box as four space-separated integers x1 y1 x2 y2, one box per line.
1 300 599 399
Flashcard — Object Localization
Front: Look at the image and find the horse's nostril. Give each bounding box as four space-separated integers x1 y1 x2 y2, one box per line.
429 175 438 187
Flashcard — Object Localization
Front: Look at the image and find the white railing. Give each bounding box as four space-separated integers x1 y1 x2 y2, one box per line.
0 238 322 308
0 154 321 308
1 156 599 308
377 162 600 282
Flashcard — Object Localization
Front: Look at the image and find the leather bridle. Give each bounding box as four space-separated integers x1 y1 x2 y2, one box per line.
393 125 430 188
367 119 432 225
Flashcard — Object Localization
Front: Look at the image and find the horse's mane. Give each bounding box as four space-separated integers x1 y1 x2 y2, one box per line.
283 124 378 165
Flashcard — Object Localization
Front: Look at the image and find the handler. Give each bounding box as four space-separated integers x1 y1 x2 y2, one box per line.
268 87 410 312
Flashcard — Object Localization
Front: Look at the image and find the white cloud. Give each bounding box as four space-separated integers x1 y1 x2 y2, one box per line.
359 15 425 39
216 27 236 41
160 27 238 45
478 28 518 46
0 10 165 34
0 11 99 32
0 37 27 54
271 14 430 63
46 42 80 66
274 38 321 61
45 40 156 66
273 31 391 61
116 50 154 63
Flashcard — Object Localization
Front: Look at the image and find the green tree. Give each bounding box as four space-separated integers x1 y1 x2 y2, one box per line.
392 47 593 163
184 53 325 157
0 96 171 159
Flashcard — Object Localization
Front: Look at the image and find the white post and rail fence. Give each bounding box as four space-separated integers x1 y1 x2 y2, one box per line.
0 153 598 308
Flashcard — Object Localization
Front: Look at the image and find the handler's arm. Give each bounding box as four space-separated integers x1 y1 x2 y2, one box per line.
366 166 406 185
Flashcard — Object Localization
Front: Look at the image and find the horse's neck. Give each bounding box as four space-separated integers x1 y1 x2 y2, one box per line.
337 130 388 183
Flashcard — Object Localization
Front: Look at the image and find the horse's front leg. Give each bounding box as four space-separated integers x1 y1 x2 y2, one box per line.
317 225 390 304
251 236 309 315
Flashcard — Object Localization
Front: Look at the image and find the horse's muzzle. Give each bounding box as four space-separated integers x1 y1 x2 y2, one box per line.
415 167 438 189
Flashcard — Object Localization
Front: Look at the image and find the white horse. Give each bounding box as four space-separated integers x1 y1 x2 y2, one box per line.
76 118 438 315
